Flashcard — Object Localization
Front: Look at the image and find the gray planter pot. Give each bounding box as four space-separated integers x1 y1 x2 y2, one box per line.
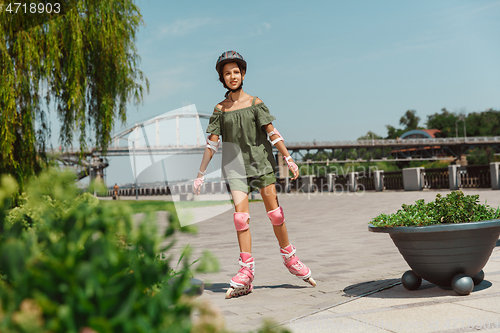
369 219 500 295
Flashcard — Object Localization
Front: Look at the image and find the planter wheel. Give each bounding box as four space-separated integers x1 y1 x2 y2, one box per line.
402 270 422 291
451 274 474 296
472 270 484 286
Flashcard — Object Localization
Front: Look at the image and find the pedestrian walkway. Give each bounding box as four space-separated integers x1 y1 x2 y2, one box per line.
162 189 500 333
289 249 500 332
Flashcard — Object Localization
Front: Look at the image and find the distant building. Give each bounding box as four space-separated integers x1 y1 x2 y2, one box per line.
400 129 441 139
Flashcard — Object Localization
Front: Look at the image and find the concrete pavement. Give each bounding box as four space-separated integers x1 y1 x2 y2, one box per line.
146 188 500 332
289 249 500 333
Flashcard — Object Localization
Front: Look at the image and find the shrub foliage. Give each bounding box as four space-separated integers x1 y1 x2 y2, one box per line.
370 191 500 228
0 169 195 333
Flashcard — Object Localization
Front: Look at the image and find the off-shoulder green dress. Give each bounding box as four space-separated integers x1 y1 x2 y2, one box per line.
206 97 278 193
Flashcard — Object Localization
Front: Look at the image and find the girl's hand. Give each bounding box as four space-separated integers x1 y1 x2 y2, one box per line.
193 176 204 195
284 156 299 180
289 164 299 180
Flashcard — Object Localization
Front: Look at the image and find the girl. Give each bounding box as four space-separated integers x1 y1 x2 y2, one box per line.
194 51 315 298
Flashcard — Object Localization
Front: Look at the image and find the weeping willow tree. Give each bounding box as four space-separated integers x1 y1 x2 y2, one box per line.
0 0 148 188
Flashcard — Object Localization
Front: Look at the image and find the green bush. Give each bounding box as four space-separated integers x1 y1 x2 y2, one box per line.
0 169 199 333
370 191 500 228
0 169 295 333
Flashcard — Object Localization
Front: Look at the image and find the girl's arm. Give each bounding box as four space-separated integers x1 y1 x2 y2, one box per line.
194 134 219 195
263 124 299 180
197 134 219 175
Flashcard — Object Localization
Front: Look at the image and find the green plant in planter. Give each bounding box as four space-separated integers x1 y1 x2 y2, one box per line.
370 191 500 228
369 190 500 295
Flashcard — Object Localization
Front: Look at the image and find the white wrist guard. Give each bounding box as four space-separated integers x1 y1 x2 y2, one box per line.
194 176 204 191
267 128 284 146
284 155 298 172
206 136 220 152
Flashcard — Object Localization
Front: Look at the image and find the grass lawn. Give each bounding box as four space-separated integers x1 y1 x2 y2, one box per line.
99 199 262 214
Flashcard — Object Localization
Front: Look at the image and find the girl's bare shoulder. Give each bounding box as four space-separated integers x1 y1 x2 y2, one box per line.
214 99 229 112
254 97 263 105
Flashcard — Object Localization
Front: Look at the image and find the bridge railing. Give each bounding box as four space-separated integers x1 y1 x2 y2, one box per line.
357 172 376 191
459 165 491 188
383 171 404 190
98 163 500 197
286 136 500 147
422 167 449 189
313 176 329 192
46 136 500 158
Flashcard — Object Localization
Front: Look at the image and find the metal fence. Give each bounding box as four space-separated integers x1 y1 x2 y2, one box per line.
313 176 329 192
459 165 491 188
422 167 449 189
357 173 375 191
383 171 404 190
105 164 497 196
335 174 349 191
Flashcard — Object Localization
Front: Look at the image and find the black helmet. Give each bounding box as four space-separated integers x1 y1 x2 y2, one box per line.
215 51 247 74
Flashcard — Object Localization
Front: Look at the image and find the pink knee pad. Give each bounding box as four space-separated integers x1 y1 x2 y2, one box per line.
267 206 285 226
234 212 250 231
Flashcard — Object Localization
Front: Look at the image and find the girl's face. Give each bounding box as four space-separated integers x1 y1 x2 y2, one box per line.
223 62 245 90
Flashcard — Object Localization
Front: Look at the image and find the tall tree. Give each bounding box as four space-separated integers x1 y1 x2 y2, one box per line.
385 125 405 139
466 110 500 137
0 0 148 187
399 110 420 131
425 108 459 137
357 131 383 140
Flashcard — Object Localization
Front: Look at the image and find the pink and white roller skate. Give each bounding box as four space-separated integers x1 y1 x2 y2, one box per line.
226 252 255 298
280 244 316 287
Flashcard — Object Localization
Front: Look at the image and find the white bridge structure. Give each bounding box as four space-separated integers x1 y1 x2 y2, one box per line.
109 105 212 156
103 106 500 163
53 105 500 188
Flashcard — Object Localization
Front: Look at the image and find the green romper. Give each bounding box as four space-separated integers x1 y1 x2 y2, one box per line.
206 97 278 193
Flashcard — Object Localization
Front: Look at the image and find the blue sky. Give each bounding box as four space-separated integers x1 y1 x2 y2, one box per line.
52 0 500 144
114 0 500 143
50 0 500 184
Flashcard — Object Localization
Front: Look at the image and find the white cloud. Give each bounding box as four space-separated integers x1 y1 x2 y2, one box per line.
467 0 500 15
425 0 500 21
145 67 194 102
248 22 272 37
145 18 213 42
390 33 451 54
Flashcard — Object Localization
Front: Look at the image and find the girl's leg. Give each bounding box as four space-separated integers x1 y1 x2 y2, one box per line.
259 184 290 248
232 190 252 253
260 183 316 286
226 189 255 298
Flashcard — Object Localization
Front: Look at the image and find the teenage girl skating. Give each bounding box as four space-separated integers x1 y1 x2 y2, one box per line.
194 51 315 298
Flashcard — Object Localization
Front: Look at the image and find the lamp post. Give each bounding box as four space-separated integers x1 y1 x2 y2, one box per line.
455 115 467 142
133 140 138 200
119 137 139 200
463 116 467 142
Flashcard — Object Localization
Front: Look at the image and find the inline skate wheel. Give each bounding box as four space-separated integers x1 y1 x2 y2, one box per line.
304 277 316 287
225 284 253 299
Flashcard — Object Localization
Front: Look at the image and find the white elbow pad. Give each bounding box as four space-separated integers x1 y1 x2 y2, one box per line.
267 128 284 146
206 136 220 152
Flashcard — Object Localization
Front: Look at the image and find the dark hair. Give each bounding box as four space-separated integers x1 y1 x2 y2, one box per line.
218 62 245 97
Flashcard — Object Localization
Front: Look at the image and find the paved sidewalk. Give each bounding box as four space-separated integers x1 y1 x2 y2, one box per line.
158 189 500 332
289 247 500 333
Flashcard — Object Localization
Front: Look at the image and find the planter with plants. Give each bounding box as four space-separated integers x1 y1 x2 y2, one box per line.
368 191 500 295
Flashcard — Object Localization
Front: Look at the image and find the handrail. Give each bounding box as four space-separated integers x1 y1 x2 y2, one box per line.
45 136 500 155
287 136 500 147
